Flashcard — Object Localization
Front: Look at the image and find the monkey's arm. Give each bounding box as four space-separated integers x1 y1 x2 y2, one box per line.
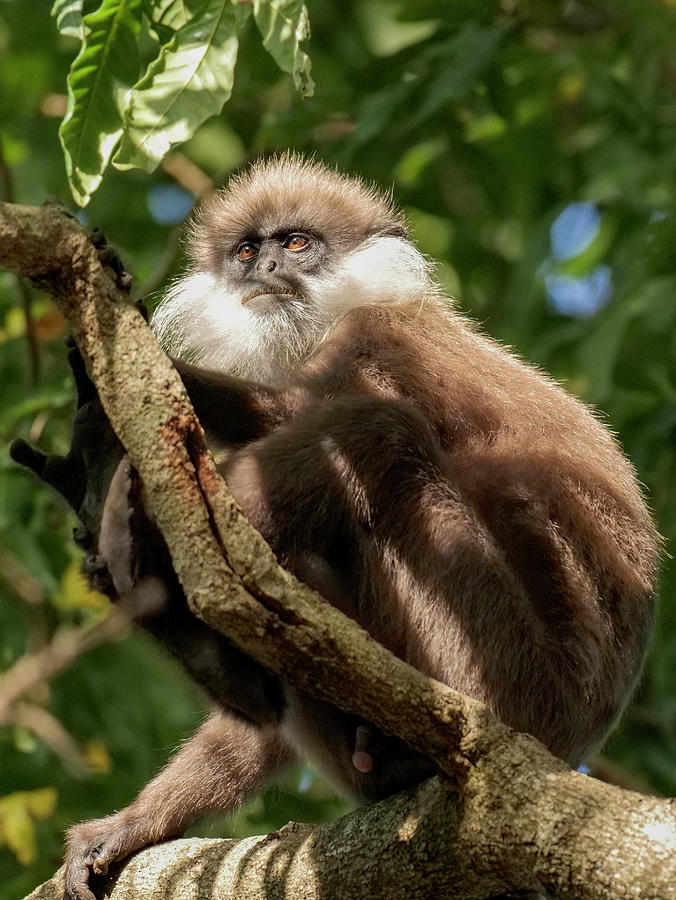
64 711 294 900
174 358 283 445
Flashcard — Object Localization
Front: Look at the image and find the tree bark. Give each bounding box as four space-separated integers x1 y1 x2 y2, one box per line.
23 773 676 900
2 200 675 900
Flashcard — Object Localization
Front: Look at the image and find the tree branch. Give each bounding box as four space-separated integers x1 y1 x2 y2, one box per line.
2 200 675 900
23 779 539 900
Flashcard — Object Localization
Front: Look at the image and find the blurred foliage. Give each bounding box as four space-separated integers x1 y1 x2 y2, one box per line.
1 0 676 896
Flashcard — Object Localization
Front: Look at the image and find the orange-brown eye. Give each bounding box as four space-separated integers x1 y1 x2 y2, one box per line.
237 242 258 261
283 233 309 252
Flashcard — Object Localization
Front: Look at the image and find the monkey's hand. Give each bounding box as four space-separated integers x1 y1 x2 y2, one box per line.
65 811 155 900
9 341 125 593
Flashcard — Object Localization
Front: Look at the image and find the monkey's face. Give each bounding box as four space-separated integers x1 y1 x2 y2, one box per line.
152 227 434 383
151 156 436 383
227 227 326 315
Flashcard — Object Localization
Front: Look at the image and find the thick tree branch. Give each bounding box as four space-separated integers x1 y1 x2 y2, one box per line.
20 778 544 900
2 200 675 900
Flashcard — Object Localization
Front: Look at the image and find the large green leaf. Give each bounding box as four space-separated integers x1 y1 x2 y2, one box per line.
58 0 144 206
113 0 251 173
252 0 314 97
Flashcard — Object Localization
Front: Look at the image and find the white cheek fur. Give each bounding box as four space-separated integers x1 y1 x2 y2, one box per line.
150 236 436 384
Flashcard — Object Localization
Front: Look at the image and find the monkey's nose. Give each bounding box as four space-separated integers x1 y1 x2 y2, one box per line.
258 260 277 273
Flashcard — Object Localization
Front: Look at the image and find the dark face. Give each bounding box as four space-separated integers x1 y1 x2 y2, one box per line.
225 226 327 311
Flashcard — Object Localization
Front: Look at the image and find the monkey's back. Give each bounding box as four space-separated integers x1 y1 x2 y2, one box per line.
225 300 658 791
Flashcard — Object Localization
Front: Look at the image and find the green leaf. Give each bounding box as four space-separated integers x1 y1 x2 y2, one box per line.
59 0 144 206
113 0 251 173
413 23 504 124
252 0 314 97
350 80 414 147
51 0 85 38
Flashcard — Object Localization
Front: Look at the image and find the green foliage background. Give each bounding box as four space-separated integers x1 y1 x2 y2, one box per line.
1 1 676 896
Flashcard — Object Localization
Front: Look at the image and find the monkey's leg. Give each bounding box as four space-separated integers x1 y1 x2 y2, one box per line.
64 711 293 900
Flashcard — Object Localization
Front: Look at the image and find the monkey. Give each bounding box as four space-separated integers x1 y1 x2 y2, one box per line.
11 155 658 900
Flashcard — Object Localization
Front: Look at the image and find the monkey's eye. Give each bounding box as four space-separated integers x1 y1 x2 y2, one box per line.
236 242 258 261
283 233 310 252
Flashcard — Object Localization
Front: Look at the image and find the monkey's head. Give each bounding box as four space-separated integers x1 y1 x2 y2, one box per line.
151 155 436 382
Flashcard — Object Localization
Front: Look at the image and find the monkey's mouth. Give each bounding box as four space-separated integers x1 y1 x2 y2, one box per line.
241 288 303 306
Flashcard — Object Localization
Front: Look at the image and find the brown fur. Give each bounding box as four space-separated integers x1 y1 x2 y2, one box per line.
192 153 407 271
63 160 658 900
219 301 656 772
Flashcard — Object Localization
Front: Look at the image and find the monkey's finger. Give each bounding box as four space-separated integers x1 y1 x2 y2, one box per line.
10 439 86 511
92 857 109 876
64 865 98 900
9 438 48 477
64 852 98 900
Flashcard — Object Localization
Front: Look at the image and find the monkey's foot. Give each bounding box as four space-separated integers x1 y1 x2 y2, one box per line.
65 814 151 900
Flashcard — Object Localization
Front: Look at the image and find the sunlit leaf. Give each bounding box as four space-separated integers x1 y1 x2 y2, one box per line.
59 0 144 206
51 0 85 38
113 0 251 173
252 0 314 97
357 0 439 58
0 788 57 865
84 739 113 774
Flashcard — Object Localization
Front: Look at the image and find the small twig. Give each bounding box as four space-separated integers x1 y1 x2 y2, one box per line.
0 609 129 726
13 703 91 774
0 544 44 606
161 151 214 199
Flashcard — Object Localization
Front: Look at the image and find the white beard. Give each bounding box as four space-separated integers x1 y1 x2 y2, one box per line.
150 236 436 384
